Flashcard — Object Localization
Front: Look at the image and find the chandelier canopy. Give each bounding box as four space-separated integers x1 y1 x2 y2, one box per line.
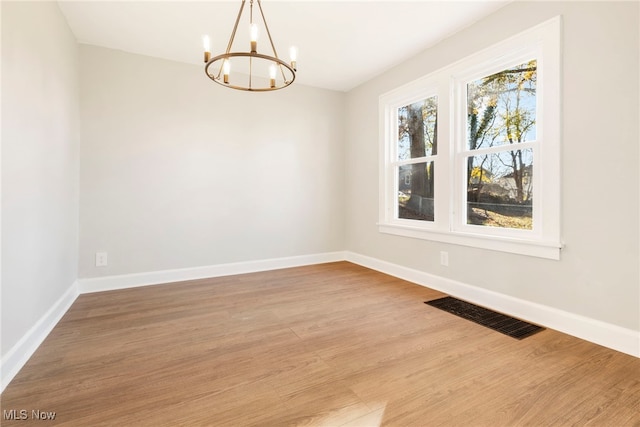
202 0 297 92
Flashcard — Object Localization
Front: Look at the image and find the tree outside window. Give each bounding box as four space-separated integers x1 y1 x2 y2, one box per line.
466 60 537 230
396 96 437 221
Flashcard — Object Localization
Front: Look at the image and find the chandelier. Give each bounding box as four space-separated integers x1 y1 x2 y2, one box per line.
202 0 297 91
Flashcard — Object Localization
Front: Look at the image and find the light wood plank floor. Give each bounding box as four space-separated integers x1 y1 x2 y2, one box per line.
2 262 639 426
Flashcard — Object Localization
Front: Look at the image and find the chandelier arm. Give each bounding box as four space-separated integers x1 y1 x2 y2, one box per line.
277 63 288 83
256 0 288 82
226 0 246 54
257 0 280 60
214 0 246 81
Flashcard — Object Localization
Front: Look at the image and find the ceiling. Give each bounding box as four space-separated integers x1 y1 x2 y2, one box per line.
58 1 509 92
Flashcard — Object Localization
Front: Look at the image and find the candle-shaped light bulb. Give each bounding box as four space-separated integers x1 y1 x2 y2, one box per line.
289 46 298 70
223 60 230 84
203 35 211 62
250 24 258 53
250 24 259 41
269 64 276 88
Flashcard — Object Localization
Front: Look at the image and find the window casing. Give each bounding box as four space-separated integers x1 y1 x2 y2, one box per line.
379 17 561 259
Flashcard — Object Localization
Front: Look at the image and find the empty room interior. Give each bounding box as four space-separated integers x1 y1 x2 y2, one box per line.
2 0 639 425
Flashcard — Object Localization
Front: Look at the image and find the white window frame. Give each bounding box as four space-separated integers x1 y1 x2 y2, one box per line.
378 17 562 260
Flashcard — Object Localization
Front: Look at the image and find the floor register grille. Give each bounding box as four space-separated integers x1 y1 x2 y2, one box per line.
425 296 544 339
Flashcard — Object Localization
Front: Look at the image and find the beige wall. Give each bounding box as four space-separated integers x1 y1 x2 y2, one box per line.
1 2 80 354
344 1 639 331
78 46 346 278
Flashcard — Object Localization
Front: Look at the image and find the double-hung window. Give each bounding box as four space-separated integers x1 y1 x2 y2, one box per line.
379 17 561 259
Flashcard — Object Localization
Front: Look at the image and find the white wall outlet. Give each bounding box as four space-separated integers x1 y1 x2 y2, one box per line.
95 251 108 267
440 251 449 266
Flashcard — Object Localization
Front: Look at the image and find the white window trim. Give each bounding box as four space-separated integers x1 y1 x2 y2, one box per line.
378 17 562 260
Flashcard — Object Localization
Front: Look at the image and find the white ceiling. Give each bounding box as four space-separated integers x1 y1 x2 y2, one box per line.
58 1 509 92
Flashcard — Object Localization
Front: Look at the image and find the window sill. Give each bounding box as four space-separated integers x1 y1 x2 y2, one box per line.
378 223 561 260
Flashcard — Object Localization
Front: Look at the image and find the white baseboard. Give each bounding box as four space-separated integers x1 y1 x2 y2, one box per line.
1 252 345 392
345 251 640 358
78 251 347 294
3 250 637 396
1 281 79 393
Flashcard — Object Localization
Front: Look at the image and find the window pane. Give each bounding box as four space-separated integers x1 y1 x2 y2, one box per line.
397 96 438 160
398 162 434 221
467 149 532 229
467 60 537 150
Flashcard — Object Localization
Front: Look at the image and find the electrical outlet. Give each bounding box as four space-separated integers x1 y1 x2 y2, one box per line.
440 251 449 266
95 252 108 267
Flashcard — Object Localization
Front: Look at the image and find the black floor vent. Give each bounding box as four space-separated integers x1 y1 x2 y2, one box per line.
425 296 544 339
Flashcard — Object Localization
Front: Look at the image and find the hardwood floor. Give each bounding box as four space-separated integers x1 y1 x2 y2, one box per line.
2 262 639 426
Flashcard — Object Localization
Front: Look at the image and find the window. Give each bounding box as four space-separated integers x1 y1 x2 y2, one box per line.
379 17 561 259
396 95 437 222
464 61 536 230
